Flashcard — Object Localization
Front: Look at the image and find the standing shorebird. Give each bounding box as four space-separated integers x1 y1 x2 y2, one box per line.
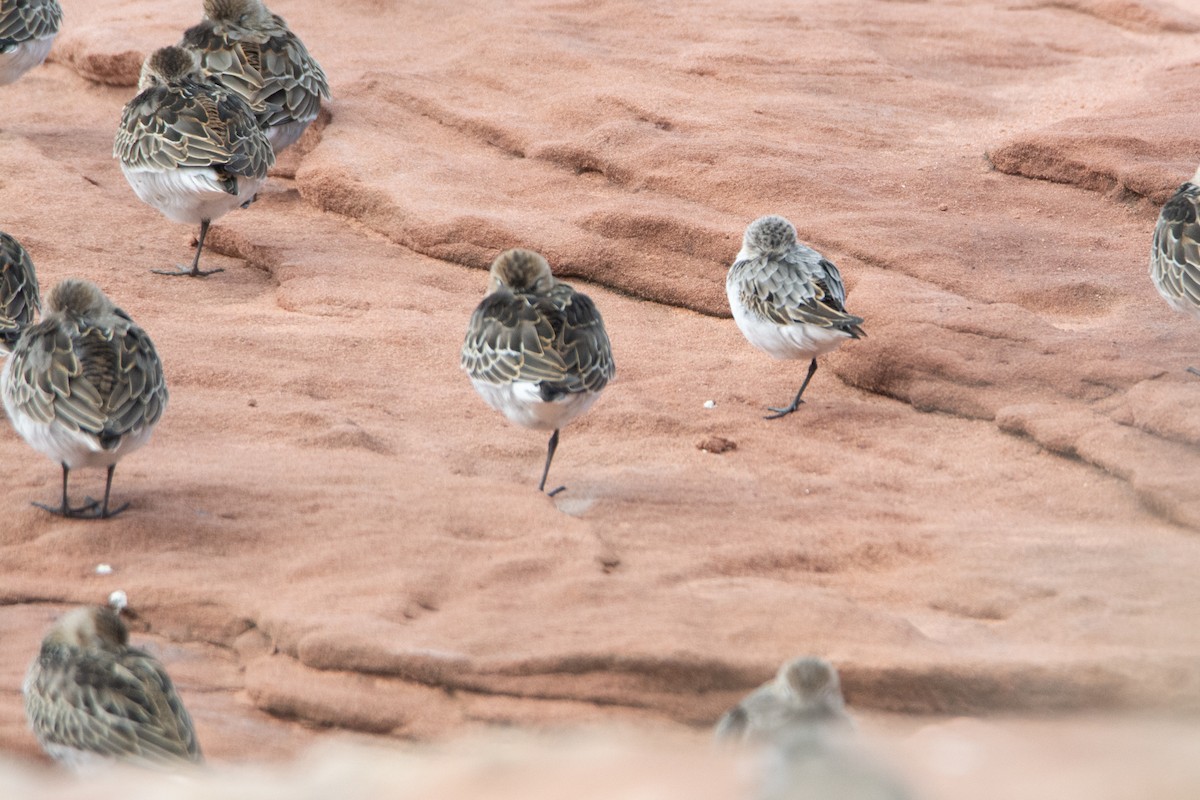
114 45 274 278
1150 169 1200 376
0 230 40 351
1 279 167 518
715 656 853 746
24 605 203 770
462 249 615 495
180 0 330 154
727 215 865 418
0 0 62 85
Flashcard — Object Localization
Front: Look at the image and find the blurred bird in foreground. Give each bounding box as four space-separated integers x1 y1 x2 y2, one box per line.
24 604 203 770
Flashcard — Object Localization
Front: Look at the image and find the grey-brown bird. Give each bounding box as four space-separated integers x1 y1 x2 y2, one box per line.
0 0 61 85
0 230 40 351
24 605 203 770
727 215 865 418
1150 171 1200 376
1 279 168 518
715 657 853 746
462 249 615 495
181 0 330 154
114 45 274 277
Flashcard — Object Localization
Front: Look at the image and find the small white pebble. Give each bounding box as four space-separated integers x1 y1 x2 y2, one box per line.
703 400 716 409
108 590 128 611
95 563 113 575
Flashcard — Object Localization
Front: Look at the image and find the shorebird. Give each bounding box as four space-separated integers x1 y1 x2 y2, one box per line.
462 249 615 495
0 0 62 85
715 657 853 745
0 230 40 351
1150 169 1200 376
727 215 865 418
1 279 167 518
114 45 274 277
24 605 203 770
181 0 330 153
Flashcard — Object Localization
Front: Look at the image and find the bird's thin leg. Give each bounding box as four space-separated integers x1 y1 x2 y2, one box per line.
152 219 225 278
1188 366 1200 377
539 429 566 496
32 464 98 517
99 464 129 519
765 358 819 419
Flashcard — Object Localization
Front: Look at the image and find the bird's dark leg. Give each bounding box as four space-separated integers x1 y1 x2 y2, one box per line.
1188 366 1200 377
152 219 225 277
32 464 98 518
538 429 566 496
98 464 129 519
765 358 819 419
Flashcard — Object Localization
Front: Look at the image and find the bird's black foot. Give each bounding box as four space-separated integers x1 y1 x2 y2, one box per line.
1188 366 1200 377
546 485 567 497
150 265 225 278
764 401 803 420
32 498 100 518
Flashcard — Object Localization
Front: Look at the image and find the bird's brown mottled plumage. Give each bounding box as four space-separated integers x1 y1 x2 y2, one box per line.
114 45 274 180
180 0 329 152
1 280 167 517
24 606 203 770
0 231 40 351
0 0 60 46
462 249 614 493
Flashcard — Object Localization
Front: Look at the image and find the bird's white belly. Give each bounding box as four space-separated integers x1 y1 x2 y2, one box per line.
0 36 55 85
120 166 264 225
471 379 598 431
728 290 851 360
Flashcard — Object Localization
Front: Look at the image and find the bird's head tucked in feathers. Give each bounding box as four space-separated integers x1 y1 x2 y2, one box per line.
45 607 129 652
744 215 799 257
47 279 115 318
487 249 557 295
203 0 272 27
779 656 844 709
138 46 203 90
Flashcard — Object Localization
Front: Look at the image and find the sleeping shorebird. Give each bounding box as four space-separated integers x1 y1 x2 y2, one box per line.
180 0 330 154
1 279 167 518
24 605 203 770
0 0 62 85
0 230 40 351
727 215 865 418
462 249 615 495
1150 168 1200 376
114 45 274 278
715 656 853 746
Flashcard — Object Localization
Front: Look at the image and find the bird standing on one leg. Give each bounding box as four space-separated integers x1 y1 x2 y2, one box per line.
114 45 274 278
180 0 330 154
1 279 167 518
727 215 865 418
24 605 203 770
0 230 40 351
462 249 615 495
1150 168 1200 376
0 0 61 86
